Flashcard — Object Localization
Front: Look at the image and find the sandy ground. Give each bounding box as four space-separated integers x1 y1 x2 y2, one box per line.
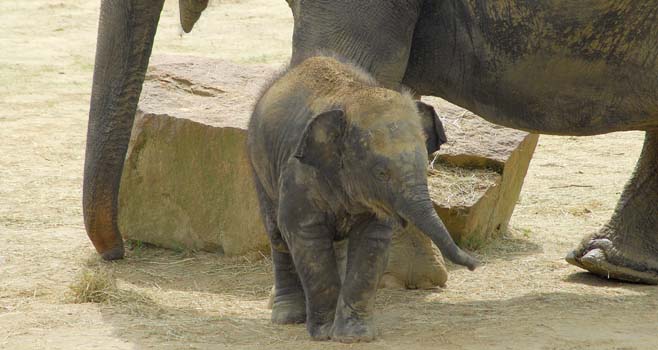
1 1 657 349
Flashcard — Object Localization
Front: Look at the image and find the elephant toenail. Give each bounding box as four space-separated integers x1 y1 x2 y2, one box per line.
590 238 613 250
581 248 606 264
565 250 578 265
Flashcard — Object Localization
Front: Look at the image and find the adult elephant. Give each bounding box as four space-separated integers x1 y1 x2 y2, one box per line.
84 0 658 284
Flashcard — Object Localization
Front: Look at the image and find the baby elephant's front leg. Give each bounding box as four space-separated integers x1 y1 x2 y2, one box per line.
332 218 394 343
285 224 341 340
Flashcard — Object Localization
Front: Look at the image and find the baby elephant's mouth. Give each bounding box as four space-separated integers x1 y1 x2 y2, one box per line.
368 202 407 228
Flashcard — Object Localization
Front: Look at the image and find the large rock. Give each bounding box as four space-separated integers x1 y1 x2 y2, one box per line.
118 55 537 288
424 96 539 249
382 106 538 287
118 56 273 256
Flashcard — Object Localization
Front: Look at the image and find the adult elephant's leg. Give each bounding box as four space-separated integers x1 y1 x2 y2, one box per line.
567 130 658 284
289 0 421 88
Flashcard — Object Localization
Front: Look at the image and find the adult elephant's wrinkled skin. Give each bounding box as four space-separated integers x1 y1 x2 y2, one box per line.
247 56 478 342
84 0 657 284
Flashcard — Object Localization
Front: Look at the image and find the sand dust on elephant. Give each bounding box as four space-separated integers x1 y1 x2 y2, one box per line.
1 1 656 349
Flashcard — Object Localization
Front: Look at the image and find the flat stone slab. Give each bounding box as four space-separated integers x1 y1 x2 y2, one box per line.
119 55 537 261
135 55 272 128
427 96 534 172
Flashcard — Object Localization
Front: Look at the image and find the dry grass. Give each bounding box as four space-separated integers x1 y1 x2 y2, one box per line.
69 246 273 309
65 247 283 345
427 161 500 207
69 256 165 315
69 265 117 304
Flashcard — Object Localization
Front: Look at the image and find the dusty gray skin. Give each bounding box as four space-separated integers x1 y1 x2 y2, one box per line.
247 56 478 342
84 0 657 284
288 1 658 285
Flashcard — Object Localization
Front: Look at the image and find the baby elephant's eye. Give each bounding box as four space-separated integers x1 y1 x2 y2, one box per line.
372 164 391 182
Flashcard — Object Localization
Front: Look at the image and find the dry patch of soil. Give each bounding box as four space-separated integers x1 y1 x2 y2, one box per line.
1 1 656 349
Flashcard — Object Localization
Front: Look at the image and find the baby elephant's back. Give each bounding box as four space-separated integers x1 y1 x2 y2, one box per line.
248 68 314 179
248 57 367 180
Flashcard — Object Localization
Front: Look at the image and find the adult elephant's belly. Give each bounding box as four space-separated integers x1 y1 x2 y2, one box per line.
403 0 658 136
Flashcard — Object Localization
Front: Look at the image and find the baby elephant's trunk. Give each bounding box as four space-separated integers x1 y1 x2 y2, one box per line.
400 199 479 270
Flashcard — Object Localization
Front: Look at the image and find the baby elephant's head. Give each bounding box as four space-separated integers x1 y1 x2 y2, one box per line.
294 93 478 270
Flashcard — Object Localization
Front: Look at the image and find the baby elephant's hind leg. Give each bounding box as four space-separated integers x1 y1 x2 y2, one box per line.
271 247 306 324
254 180 306 324
332 218 394 343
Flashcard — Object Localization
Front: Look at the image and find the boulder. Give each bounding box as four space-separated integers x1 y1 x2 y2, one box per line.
424 96 539 249
380 101 538 288
118 55 537 288
118 55 273 256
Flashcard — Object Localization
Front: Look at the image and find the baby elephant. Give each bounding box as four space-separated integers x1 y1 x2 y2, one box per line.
247 56 478 342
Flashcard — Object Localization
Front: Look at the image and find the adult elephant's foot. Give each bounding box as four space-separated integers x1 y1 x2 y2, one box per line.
566 130 658 285
566 231 658 284
381 225 448 289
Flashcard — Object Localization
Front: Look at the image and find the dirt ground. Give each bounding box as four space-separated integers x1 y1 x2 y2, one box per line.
1 1 657 349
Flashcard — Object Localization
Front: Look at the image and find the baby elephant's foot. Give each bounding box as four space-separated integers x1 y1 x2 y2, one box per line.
331 315 376 343
308 321 333 341
271 294 306 324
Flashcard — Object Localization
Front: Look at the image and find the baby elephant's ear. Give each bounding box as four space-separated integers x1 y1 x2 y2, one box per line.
416 101 448 155
294 109 346 169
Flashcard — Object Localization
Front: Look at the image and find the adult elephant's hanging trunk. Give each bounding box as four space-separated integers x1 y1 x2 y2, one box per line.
82 0 213 260
179 0 208 33
83 0 165 260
